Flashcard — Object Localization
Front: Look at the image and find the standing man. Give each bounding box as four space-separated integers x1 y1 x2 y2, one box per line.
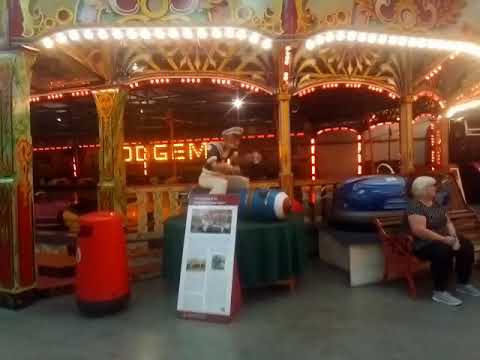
199 127 250 194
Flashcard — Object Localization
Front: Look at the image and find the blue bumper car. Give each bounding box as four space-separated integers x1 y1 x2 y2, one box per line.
332 175 408 224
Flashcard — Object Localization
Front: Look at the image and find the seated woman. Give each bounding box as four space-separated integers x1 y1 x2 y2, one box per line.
407 176 480 306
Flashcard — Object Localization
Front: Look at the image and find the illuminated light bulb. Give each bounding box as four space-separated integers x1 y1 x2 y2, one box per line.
236 29 247 40
305 39 315 50
67 30 80 41
97 29 109 40
357 32 367 43
224 27 235 39
153 28 165 39
155 79 160 84
325 31 334 43
197 78 201 83
55 32 68 44
377 33 388 45
417 37 427 48
397 36 408 47
82 29 95 40
248 32 260 44
315 35 325 45
167 28 179 39
407 37 418 47
261 38 272 50
345 31 357 42
42 37 55 48
111 28 124 40
335 30 346 41
181 27 193 39
140 28 152 40
227 80 231 85
166 79 170 83
181 78 185 83
367 33 378 44
232 98 244 109
211 27 223 39
387 35 398 46
126 28 139 40
197 27 209 39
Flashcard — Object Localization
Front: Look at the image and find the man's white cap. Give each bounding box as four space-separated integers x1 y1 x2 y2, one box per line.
222 127 244 137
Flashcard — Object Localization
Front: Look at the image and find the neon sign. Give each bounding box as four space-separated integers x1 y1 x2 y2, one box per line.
123 142 208 163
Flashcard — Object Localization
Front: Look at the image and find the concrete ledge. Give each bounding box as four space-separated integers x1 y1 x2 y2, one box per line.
318 228 385 287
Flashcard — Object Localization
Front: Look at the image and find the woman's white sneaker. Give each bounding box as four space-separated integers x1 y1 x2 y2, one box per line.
456 284 480 297
432 291 463 306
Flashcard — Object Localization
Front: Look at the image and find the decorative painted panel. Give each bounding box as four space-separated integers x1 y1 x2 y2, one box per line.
11 0 284 39
302 1 474 38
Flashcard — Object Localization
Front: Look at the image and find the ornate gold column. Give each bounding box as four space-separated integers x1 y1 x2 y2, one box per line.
0 50 37 308
277 91 293 197
399 95 415 175
93 88 128 215
398 52 415 175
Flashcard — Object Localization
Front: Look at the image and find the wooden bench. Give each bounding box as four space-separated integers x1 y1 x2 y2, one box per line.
375 208 480 298
374 215 426 298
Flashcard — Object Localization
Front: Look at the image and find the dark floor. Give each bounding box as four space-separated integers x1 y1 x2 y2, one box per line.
1 261 480 360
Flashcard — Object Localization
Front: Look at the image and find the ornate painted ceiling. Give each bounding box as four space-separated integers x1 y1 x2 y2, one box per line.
6 1 480 40
3 1 480 115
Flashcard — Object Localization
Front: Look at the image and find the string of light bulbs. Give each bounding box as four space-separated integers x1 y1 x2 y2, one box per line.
40 26 273 51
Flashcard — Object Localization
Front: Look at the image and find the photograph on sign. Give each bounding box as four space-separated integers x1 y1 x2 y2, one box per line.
190 209 233 234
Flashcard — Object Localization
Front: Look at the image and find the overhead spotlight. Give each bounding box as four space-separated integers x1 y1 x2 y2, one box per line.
132 63 139 72
56 117 62 122
232 98 244 109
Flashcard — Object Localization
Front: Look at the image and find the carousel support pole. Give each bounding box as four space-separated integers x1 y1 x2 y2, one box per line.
93 88 128 215
276 43 294 198
399 52 415 176
277 91 294 197
439 115 450 170
0 49 37 308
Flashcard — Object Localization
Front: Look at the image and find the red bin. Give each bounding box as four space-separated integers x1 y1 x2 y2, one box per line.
75 212 130 315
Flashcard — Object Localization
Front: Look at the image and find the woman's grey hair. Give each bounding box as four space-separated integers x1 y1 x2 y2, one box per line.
411 176 436 198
